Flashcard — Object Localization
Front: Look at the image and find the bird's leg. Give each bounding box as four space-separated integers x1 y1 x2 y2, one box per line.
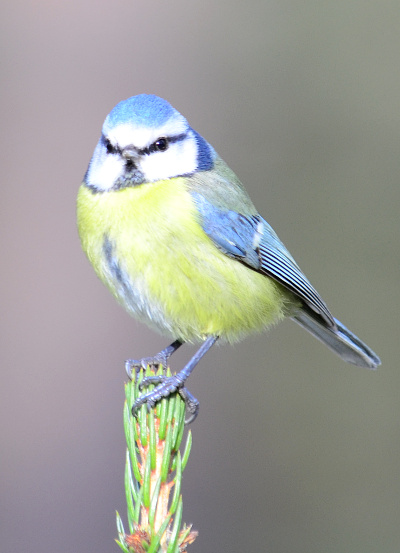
131 335 218 423
125 339 183 379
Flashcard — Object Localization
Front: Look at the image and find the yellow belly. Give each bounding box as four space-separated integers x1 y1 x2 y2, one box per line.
77 178 291 343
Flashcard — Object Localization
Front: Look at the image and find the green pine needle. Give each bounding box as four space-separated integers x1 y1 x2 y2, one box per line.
116 365 198 553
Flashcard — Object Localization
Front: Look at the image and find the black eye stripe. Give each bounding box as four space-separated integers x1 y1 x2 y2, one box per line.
102 135 122 155
139 133 187 156
103 132 188 157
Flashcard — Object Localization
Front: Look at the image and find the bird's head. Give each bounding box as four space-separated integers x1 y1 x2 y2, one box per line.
85 94 215 191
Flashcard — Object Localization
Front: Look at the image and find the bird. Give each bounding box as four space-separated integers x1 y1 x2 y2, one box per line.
77 94 380 422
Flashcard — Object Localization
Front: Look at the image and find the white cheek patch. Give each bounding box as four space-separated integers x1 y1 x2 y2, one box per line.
140 135 198 181
87 148 124 191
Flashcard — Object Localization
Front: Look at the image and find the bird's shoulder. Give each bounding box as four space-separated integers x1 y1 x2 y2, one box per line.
186 155 257 216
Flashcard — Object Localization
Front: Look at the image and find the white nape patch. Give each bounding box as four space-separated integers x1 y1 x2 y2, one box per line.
104 115 188 151
252 220 264 249
140 132 198 181
86 141 124 191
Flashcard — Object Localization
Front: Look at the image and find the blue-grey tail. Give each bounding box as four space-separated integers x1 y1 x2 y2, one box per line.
293 311 381 369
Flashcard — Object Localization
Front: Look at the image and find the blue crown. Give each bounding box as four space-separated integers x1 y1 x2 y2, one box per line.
106 94 180 129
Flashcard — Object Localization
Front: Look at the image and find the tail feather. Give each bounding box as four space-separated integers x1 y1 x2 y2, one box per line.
293 311 381 369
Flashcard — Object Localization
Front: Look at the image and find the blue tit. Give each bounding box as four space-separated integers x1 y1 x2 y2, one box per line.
77 94 380 421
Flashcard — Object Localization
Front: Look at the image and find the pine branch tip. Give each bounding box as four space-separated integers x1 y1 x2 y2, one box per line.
118 364 197 552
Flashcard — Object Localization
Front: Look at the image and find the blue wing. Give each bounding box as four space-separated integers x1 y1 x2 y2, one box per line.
190 192 380 369
191 191 335 327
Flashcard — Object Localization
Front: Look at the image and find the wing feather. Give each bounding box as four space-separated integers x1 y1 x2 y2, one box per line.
191 191 335 327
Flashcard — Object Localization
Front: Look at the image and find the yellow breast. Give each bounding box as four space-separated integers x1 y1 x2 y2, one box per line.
77 178 290 343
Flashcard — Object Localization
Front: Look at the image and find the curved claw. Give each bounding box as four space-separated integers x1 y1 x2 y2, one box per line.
132 374 181 412
125 355 167 379
129 336 217 423
125 340 183 380
179 387 199 424
131 376 199 424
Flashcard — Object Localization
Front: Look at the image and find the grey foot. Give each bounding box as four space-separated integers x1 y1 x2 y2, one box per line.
132 374 199 424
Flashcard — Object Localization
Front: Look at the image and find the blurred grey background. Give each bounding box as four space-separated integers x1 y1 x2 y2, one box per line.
1 1 399 552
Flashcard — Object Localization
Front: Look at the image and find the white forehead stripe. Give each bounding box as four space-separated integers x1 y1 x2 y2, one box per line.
104 116 189 150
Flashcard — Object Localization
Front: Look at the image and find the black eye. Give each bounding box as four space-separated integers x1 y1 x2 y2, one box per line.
105 139 115 154
154 138 168 152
